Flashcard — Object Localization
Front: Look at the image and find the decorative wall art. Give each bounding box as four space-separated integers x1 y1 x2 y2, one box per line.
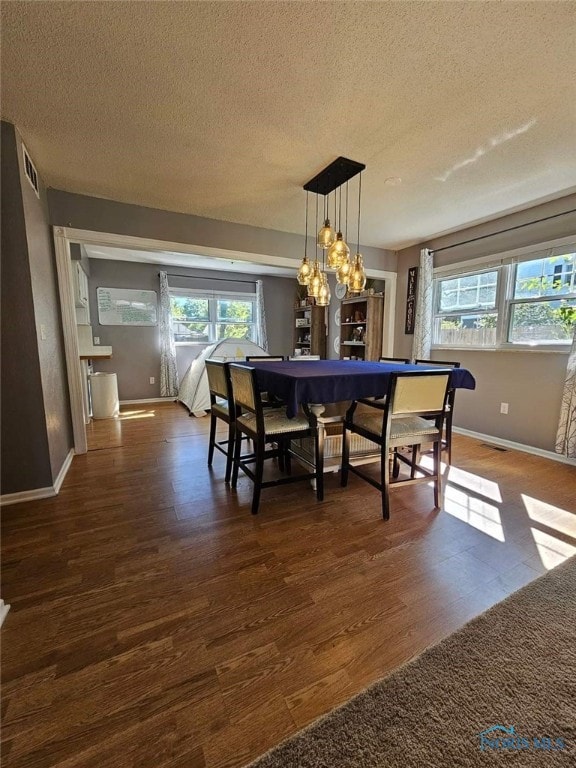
405 266 418 335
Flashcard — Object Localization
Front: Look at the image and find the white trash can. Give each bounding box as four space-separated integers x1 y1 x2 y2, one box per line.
90 372 119 419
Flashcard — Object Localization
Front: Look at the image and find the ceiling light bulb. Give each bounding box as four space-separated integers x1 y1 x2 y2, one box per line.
327 232 350 269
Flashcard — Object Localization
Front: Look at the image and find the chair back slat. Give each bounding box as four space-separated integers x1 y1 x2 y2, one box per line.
229 364 258 413
205 360 230 400
245 355 285 361
391 373 450 415
414 359 461 368
379 356 410 364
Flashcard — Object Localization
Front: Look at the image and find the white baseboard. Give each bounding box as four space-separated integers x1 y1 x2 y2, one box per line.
0 600 10 627
453 427 576 467
0 448 75 506
53 449 74 493
119 397 176 405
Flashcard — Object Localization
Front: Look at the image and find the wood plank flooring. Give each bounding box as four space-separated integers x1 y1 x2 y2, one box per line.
2 403 575 768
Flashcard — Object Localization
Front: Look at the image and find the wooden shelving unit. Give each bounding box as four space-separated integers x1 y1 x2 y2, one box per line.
293 304 327 358
339 294 384 361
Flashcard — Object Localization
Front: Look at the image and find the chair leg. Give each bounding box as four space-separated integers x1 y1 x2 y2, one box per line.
410 445 420 479
445 412 453 466
433 438 442 509
381 446 391 521
251 439 265 515
315 426 324 502
284 441 292 474
207 413 217 466
225 421 235 483
231 425 242 489
392 450 400 479
340 427 350 487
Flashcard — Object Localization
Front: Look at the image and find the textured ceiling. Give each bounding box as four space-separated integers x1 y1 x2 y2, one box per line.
2 1 575 250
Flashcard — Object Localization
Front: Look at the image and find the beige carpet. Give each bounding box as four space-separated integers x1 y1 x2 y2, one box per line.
248 556 576 766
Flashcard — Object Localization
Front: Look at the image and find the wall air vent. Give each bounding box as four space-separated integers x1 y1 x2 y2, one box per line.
22 144 40 198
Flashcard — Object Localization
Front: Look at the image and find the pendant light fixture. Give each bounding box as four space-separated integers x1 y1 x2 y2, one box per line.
348 171 367 294
297 191 312 285
301 156 366 303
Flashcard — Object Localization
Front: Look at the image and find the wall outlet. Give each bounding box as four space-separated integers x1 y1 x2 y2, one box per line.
149 377 155 385
93 336 100 345
500 402 509 414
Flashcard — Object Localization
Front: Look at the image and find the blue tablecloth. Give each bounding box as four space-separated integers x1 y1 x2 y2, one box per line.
248 360 476 418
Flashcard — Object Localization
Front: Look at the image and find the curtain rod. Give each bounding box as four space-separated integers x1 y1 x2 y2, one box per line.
430 208 576 255
160 271 257 285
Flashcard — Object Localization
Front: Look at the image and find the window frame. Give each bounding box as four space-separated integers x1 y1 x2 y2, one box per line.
432 240 576 352
169 287 258 346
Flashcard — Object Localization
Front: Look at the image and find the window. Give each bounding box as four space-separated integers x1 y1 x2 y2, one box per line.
433 245 576 349
170 290 257 344
508 254 576 344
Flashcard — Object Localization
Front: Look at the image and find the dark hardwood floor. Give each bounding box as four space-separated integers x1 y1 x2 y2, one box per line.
2 403 575 767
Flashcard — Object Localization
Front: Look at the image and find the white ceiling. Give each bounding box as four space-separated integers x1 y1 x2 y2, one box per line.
2 1 576 250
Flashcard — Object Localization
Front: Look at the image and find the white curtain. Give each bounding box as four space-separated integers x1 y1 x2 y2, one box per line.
411 248 434 360
555 324 576 458
159 271 179 397
256 279 268 351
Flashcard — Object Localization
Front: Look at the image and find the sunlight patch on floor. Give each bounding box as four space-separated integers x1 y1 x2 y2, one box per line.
118 410 156 420
447 466 503 503
521 494 576 569
527 528 576 570
443 484 505 541
521 494 576 539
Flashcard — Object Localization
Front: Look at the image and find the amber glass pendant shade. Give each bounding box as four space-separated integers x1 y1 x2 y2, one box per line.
317 219 335 250
348 253 366 293
307 260 322 298
327 232 350 269
297 255 311 285
336 255 352 285
316 272 331 306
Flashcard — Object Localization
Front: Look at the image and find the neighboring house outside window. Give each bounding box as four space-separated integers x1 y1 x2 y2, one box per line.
170 290 257 344
433 246 576 349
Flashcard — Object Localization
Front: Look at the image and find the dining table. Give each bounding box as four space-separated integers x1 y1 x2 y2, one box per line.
247 359 476 419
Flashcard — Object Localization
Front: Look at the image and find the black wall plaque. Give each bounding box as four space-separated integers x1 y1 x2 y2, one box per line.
405 266 418 335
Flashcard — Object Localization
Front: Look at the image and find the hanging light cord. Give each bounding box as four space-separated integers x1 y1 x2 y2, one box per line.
356 172 362 253
345 181 349 242
304 190 309 258
315 189 319 260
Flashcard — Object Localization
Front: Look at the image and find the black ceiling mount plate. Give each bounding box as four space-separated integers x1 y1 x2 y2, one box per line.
303 156 366 195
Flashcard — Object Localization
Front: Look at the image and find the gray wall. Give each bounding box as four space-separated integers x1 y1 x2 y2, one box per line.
49 189 397 274
1 122 72 494
87 259 296 400
394 193 576 452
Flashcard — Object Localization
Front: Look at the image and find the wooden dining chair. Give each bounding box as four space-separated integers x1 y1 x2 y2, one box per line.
414 359 460 465
229 363 324 515
245 355 286 405
205 360 239 483
340 370 451 520
378 356 410 364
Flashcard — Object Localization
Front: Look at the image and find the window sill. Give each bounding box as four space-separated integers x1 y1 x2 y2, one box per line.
432 344 571 354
